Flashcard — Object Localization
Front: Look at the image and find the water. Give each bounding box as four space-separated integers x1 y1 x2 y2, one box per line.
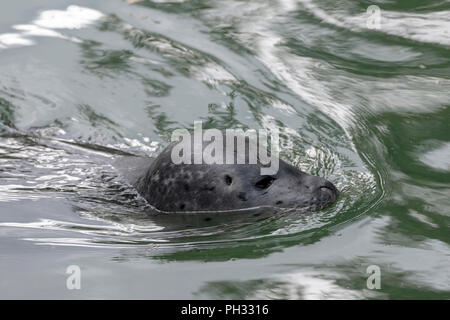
0 0 449 299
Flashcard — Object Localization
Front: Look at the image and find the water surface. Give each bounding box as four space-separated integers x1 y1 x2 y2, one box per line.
0 0 449 299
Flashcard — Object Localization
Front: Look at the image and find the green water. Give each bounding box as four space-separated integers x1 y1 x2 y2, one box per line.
0 0 449 299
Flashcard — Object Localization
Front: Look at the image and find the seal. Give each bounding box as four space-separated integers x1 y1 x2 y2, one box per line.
132 134 338 213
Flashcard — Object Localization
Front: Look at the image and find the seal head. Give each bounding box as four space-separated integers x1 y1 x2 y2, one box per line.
134 138 338 212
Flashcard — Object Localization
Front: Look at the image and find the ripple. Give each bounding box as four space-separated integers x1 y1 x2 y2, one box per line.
0 5 103 51
418 141 450 171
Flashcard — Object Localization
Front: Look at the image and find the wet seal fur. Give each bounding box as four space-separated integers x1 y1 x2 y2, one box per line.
133 134 338 213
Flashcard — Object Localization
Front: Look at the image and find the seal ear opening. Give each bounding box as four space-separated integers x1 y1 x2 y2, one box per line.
224 174 233 185
254 176 276 189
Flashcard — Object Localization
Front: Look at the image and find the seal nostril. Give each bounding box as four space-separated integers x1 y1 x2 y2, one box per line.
318 182 338 200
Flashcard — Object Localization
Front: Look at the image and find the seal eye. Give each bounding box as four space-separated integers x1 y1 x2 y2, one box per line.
255 176 276 189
